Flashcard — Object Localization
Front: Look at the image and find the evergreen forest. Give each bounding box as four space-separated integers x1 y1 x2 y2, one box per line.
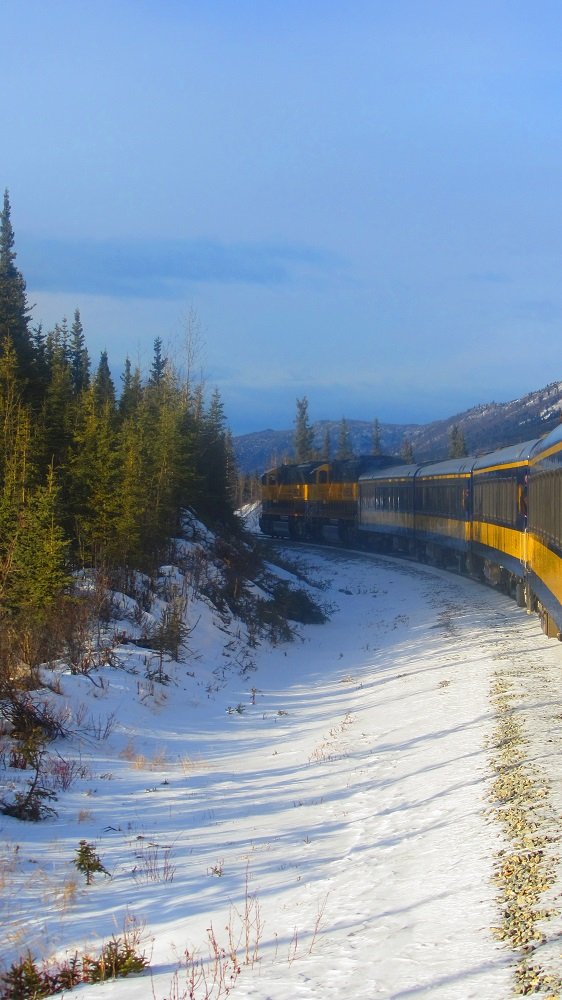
0 190 238 677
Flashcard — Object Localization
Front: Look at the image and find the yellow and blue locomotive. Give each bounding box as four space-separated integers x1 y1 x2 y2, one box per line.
259 456 400 542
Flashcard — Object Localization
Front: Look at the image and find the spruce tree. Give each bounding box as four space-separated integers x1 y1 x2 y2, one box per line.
148 336 167 387
69 387 121 567
138 367 186 558
196 388 234 523
118 358 142 419
30 323 49 395
371 418 382 456
70 309 90 394
293 396 315 462
37 347 74 474
0 339 33 593
93 351 116 410
74 840 109 884
0 190 34 386
336 418 353 460
114 411 146 571
3 464 69 629
400 437 414 463
0 336 28 492
449 424 468 458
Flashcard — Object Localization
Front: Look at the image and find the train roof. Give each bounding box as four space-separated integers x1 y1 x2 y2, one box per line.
529 423 562 462
360 457 476 482
359 462 420 482
263 454 401 483
261 462 317 484
323 454 402 480
473 438 540 472
359 439 541 484
415 457 476 478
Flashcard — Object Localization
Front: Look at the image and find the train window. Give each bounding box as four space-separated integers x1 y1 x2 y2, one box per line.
416 480 465 518
474 474 519 527
531 468 562 548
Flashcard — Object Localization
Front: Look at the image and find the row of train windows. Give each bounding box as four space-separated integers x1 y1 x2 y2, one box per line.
529 471 562 548
360 486 412 512
360 484 467 515
360 480 523 524
414 484 467 517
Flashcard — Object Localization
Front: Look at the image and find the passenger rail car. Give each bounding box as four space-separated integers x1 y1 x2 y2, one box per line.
358 463 418 545
528 425 562 636
358 457 475 574
260 425 562 638
414 458 473 568
471 440 536 588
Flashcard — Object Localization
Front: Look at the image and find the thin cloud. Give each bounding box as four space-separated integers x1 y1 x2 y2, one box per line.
20 236 340 299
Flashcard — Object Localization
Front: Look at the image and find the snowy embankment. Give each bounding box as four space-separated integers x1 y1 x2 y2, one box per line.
1 534 561 999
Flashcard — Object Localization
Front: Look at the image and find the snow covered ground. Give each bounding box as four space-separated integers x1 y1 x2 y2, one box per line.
1 538 562 999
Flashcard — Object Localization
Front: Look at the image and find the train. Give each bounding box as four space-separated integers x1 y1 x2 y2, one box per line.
259 422 562 639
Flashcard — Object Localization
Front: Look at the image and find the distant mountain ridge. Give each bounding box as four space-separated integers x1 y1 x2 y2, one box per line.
233 381 562 473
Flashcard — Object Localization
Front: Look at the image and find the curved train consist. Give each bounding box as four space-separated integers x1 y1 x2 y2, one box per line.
259 423 562 639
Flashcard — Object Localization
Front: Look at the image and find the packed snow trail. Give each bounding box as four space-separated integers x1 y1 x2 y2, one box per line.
3 547 562 999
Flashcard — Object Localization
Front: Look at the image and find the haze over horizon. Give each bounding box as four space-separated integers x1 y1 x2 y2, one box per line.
5 1 562 435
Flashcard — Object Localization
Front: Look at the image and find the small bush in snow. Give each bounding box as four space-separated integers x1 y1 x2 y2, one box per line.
0 930 149 997
0 951 49 998
84 935 148 981
74 839 110 884
269 583 328 624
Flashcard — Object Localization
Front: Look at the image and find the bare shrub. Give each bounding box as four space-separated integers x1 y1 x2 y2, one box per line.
81 711 117 741
166 924 240 1000
231 864 264 967
124 746 168 771
119 739 138 762
0 690 69 742
51 876 79 913
0 843 19 892
141 599 196 676
132 839 176 883
158 873 263 999
55 596 96 674
45 753 90 791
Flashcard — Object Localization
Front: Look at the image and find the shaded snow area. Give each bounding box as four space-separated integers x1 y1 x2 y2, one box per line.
238 501 261 534
2 542 562 999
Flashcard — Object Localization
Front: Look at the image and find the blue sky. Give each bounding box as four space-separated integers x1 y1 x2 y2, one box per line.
5 1 562 434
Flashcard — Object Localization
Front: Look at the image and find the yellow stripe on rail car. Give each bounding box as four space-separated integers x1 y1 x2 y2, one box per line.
472 521 527 563
308 483 358 503
529 440 562 466
473 460 530 475
527 533 562 606
417 473 472 482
